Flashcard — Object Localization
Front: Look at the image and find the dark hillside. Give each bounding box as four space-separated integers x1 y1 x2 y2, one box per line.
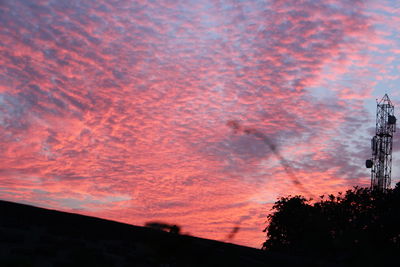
0 200 315 266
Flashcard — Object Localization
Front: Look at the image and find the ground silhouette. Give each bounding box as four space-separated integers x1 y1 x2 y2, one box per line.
2 183 399 266
0 200 320 266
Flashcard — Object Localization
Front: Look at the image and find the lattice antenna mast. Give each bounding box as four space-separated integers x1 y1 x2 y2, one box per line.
366 94 396 190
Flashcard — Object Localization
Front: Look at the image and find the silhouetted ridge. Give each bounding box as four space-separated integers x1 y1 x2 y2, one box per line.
0 200 314 266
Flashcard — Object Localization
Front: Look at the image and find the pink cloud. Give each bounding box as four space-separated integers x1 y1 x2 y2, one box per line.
0 0 397 248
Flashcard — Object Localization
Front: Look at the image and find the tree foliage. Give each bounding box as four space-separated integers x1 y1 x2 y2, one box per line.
263 183 400 257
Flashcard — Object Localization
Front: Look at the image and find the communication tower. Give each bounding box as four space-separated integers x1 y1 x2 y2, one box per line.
366 94 396 190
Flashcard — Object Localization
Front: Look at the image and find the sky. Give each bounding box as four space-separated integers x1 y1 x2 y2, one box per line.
1 0 400 248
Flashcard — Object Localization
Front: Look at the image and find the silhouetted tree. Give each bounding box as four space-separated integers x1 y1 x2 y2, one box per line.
262 183 400 260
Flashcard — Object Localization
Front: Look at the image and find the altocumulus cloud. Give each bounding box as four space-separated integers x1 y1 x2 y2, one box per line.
1 0 399 247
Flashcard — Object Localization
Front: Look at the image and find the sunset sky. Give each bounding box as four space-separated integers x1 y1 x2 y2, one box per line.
1 0 400 248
